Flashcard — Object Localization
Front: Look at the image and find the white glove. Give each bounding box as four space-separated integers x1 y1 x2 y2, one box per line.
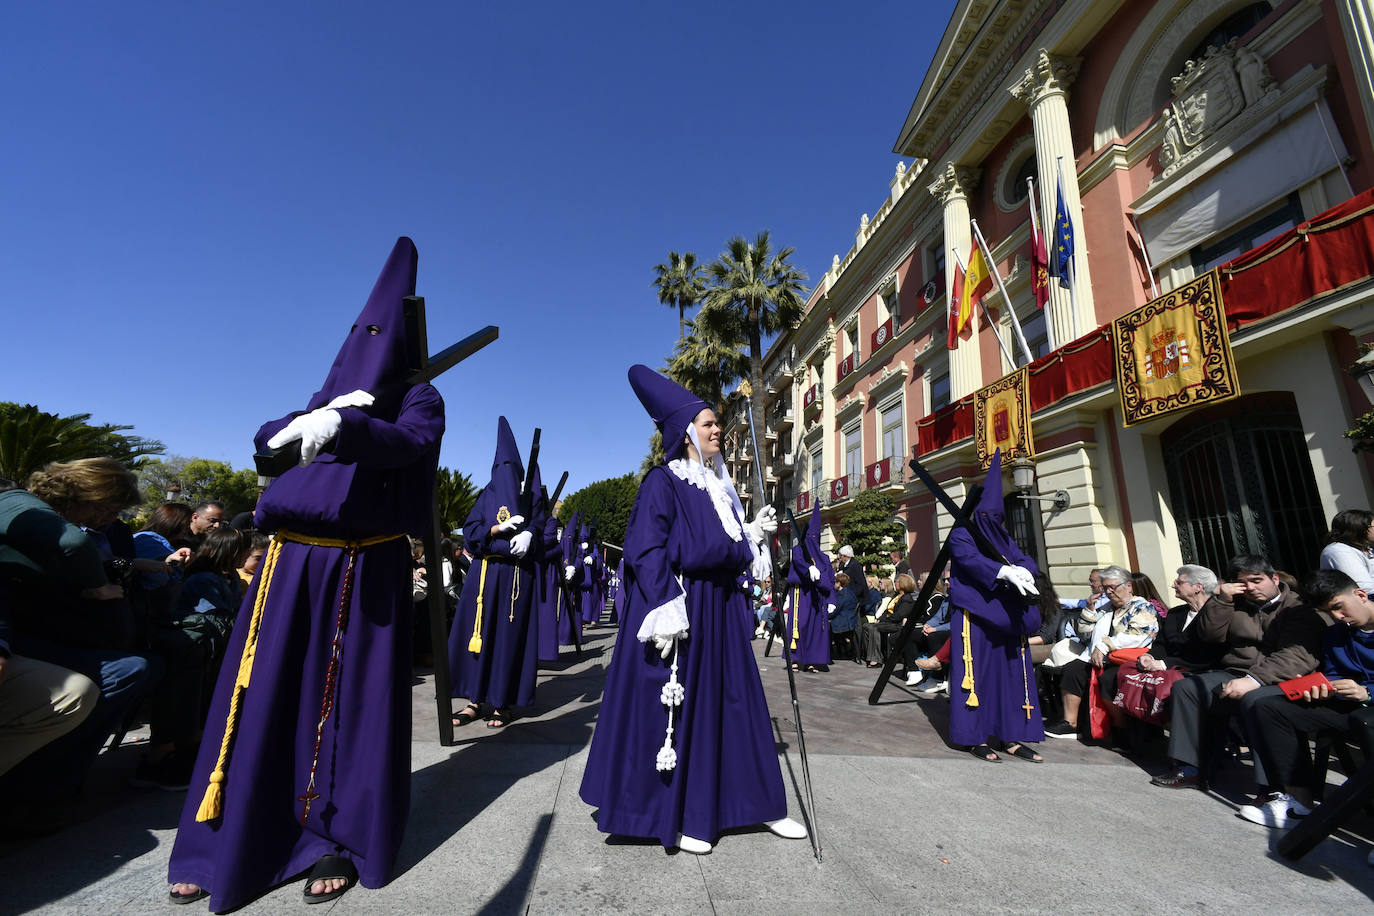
267 408 342 466
495 514 525 535
584 555 594 566
564 566 576 581
996 565 1039 596
509 530 533 558
324 389 375 411
808 565 820 583
652 634 675 659
580 542 589 550
826 604 836 617
745 506 778 543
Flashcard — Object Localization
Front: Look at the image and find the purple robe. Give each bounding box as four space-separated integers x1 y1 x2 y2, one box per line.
168 384 444 912
784 546 833 665
945 454 1043 748
579 465 785 845
535 515 562 663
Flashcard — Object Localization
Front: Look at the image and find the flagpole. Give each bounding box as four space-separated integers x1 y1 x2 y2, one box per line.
1026 176 1057 352
971 218 1034 366
1057 157 1082 341
953 248 1014 367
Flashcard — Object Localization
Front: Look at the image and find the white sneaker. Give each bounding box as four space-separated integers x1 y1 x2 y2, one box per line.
1237 792 1312 829
905 671 925 687
675 834 713 855
764 816 808 839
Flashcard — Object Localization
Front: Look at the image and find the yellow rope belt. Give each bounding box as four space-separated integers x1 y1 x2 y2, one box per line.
961 610 978 708
194 528 404 823
791 587 800 650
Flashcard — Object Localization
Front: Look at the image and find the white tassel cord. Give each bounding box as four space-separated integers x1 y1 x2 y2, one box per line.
656 641 684 772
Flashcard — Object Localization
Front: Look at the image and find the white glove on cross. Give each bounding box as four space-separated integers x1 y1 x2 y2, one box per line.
808 565 821 583
508 530 533 558
266 408 342 466
495 514 525 535
324 389 375 411
564 566 576 581
580 542 589 550
583 555 594 566
996 564 1039 595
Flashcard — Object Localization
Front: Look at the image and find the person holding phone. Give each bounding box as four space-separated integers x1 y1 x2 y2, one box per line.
1238 569 1374 828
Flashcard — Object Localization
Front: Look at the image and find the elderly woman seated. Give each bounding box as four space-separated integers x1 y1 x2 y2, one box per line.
1044 565 1159 739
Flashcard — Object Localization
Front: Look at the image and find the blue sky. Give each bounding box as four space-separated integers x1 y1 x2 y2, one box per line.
1 0 953 495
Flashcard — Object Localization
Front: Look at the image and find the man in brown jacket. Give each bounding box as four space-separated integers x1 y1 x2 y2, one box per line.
1151 554 1329 790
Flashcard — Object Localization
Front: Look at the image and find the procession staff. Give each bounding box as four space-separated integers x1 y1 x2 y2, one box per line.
580 365 806 854
448 418 544 729
168 237 444 910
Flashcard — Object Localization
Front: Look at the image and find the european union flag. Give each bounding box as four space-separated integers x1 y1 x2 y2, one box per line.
1052 171 1074 290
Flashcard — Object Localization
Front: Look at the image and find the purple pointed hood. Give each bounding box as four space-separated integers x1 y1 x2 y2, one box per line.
487 416 523 513
971 449 1021 563
628 364 709 462
307 237 421 419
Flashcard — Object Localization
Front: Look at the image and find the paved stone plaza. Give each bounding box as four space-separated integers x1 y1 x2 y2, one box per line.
4 625 1373 914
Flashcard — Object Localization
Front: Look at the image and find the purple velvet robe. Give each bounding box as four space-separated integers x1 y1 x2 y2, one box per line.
579 465 786 846
784 545 833 665
168 383 444 913
535 515 562 663
556 515 583 647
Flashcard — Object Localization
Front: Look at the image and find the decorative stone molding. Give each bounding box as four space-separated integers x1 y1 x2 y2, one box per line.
927 163 981 203
867 361 910 401
836 395 863 420
1156 40 1280 180
1010 50 1082 106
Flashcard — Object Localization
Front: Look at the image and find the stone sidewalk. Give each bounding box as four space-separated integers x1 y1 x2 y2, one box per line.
3 625 1373 914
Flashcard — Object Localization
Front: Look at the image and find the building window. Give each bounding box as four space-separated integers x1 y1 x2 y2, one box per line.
847 322 860 359
810 448 823 493
930 372 950 411
1189 193 1302 273
880 401 904 460
844 425 862 486
996 138 1038 213
881 286 900 326
1020 308 1050 360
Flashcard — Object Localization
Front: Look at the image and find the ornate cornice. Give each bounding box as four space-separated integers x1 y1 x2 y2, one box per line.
927 163 982 203
1009 49 1082 106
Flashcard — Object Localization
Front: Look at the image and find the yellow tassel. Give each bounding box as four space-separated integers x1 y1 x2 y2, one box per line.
961 610 979 708
469 557 490 654
790 587 800 650
196 771 225 822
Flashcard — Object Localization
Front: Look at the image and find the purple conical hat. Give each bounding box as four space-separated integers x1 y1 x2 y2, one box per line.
308 237 420 418
488 416 524 509
627 364 710 461
976 448 1005 520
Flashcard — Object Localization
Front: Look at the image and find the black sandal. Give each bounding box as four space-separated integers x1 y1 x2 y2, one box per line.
169 886 209 905
1002 742 1044 763
968 744 1001 762
486 709 509 728
453 703 481 727
303 854 358 904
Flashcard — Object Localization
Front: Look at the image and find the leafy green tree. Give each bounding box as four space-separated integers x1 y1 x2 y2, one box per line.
838 489 906 576
436 466 479 537
137 456 259 516
652 251 707 341
557 473 638 548
0 402 165 484
696 231 808 501
664 318 750 417
638 430 664 480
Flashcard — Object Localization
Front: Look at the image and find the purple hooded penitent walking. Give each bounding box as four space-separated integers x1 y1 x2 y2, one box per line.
535 502 563 663
946 450 1045 748
579 365 785 847
168 237 444 912
449 417 543 710
784 509 834 666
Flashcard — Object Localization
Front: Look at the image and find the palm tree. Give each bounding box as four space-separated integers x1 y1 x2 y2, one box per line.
696 231 808 484
651 251 707 341
435 466 479 537
0 402 164 484
664 318 750 417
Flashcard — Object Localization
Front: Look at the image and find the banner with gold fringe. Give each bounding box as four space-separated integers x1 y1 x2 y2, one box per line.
974 366 1032 469
1111 269 1239 427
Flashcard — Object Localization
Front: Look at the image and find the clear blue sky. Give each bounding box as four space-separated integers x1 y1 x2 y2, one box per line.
1 0 954 495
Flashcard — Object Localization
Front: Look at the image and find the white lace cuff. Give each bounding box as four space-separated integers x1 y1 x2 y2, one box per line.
636 590 689 643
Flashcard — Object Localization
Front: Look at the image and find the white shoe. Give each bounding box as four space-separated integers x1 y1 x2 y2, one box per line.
675 834 713 855
905 671 925 687
1237 792 1312 829
764 816 808 839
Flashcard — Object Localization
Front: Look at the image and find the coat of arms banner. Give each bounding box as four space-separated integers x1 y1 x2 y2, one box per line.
1111 268 1239 427
974 366 1032 469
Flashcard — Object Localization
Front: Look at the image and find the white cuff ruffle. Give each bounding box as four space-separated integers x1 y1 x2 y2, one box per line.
636 589 689 643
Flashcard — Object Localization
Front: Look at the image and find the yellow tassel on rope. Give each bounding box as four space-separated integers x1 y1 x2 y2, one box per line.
790 587 800 650
961 610 979 708
196 537 283 822
469 557 491 653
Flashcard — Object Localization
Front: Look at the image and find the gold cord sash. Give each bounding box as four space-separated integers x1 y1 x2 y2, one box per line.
961 610 978 708
790 586 800 650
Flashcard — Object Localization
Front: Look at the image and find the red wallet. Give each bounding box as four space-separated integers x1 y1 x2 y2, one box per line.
1279 671 1334 700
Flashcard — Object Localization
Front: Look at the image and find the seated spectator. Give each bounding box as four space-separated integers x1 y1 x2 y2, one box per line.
1026 574 1073 665
873 573 927 685
1136 565 1226 673
1151 554 1330 790
0 460 160 808
860 577 898 666
1131 571 1169 618
1319 509 1374 591
236 530 269 589
1238 569 1374 827
753 576 777 639
829 572 860 649
907 576 952 690
1045 565 1159 739
135 526 248 790
187 500 226 548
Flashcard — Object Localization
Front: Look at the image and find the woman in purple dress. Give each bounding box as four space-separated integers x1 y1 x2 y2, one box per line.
580 365 807 854
783 509 834 673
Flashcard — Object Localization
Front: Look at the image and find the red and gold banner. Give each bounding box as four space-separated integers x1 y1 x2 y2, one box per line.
1111 269 1239 427
973 367 1032 469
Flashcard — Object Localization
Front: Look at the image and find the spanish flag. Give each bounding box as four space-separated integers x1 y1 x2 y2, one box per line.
963 234 994 318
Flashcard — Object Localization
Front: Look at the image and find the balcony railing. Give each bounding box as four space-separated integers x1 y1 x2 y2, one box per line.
771 402 795 430
863 455 907 490
773 452 795 477
836 352 859 383
802 382 823 413
765 357 796 393
828 472 863 505
795 483 827 515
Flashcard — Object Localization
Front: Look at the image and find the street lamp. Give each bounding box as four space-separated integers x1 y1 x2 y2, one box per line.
1010 458 1069 512
166 484 182 502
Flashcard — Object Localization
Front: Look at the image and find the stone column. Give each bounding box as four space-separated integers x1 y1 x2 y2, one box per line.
1011 49 1094 345
928 163 983 399
1335 0 1374 142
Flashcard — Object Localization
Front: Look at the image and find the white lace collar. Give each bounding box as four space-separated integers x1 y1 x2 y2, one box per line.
667 456 743 542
